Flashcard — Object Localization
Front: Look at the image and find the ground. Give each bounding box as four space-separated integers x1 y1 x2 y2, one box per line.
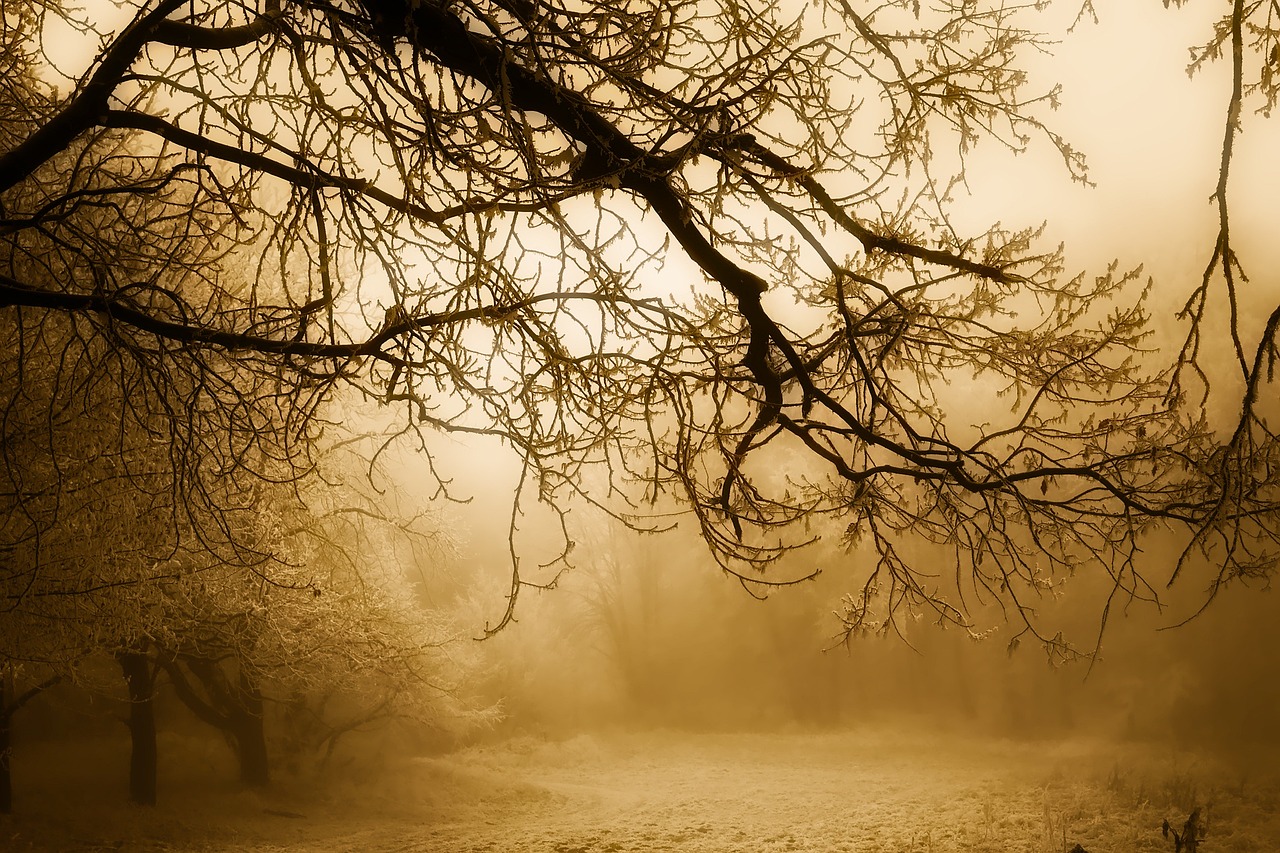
3 727 1278 852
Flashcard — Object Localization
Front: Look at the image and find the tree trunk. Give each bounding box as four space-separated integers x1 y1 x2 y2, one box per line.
1 669 12 815
117 651 158 806
234 668 269 787
160 654 270 787
0 668 59 815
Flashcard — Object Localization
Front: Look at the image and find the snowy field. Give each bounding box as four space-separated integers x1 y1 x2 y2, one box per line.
5 727 1280 852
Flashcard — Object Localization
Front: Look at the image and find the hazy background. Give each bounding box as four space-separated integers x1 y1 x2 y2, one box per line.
7 4 1280 849
416 0 1280 754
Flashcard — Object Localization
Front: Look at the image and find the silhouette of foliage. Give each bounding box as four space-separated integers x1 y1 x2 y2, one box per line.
2 0 1279 660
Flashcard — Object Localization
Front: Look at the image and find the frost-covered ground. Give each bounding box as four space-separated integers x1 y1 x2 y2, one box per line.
5 727 1279 852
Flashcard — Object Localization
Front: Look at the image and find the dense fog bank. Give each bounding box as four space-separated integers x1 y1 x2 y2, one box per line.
458 518 1280 755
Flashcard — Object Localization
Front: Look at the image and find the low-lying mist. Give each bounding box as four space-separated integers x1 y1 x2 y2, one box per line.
7 506 1279 852
466 521 1280 755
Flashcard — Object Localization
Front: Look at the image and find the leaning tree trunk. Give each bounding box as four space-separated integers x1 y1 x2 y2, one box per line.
117 650 158 806
232 668 269 787
161 654 272 787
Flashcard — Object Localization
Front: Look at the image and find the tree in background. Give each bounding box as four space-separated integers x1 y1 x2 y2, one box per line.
153 444 490 786
3 0 1280 663
0 329 487 800
0 9 314 793
0 298 306 803
0 20 484 802
0 305 229 807
0 304 487 799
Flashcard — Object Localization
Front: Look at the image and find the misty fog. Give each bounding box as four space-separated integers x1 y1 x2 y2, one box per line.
7 461 1280 852
6 0 1280 851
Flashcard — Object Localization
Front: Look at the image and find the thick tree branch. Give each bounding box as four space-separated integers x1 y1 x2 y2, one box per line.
0 271 373 358
102 110 559 226
0 0 186 194
0 271 681 365
156 655 233 730
1 675 60 719
152 0 281 51
391 1 768 304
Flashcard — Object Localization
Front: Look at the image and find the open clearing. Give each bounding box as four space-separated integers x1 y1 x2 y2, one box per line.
4 728 1279 852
